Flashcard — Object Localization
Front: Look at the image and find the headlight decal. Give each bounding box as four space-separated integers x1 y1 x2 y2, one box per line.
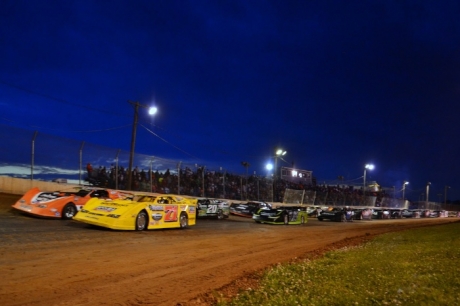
107 214 121 218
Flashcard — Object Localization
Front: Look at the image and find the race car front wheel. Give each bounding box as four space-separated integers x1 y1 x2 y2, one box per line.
283 214 289 225
217 210 224 220
136 211 148 231
179 213 188 229
62 203 77 220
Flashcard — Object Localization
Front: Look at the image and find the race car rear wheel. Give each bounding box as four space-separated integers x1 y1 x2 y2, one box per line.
217 210 224 220
62 203 77 220
135 211 148 231
179 213 188 229
283 213 289 225
301 216 305 224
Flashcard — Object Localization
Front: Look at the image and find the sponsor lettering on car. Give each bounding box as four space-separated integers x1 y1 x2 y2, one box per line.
20 204 32 211
151 213 162 221
94 206 117 212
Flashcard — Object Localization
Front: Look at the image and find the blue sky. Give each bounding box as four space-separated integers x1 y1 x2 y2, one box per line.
1 0 459 201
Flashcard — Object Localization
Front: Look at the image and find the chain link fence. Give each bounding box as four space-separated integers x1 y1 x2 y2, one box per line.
0 124 276 201
1 124 457 210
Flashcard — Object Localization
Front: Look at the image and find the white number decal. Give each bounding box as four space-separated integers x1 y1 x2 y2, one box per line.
206 204 217 214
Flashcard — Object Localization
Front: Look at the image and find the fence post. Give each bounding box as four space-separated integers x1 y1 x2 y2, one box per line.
240 177 243 200
220 167 226 198
115 149 120 190
31 131 38 180
271 178 274 202
202 166 206 197
150 157 155 193
177 161 182 195
257 177 260 201
79 142 85 185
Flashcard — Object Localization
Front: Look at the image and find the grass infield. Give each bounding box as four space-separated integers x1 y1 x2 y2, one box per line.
219 222 460 306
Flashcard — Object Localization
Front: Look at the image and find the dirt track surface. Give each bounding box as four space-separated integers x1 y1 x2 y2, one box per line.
0 192 458 306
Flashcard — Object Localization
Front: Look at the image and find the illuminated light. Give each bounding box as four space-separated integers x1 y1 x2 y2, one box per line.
276 149 287 156
148 106 158 115
266 163 273 171
365 164 374 170
291 170 298 177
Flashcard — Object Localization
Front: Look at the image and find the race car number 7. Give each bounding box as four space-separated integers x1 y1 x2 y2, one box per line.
164 205 178 222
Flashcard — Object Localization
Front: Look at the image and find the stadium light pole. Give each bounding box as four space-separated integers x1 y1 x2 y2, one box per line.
444 185 450 206
127 101 157 191
274 149 287 179
425 182 431 208
402 181 409 205
266 163 274 202
273 149 286 203
363 164 374 197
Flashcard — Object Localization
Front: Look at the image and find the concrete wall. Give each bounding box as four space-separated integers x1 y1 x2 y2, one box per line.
0 176 79 195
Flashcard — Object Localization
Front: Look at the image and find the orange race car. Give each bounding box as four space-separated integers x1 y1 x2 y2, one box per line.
12 187 131 219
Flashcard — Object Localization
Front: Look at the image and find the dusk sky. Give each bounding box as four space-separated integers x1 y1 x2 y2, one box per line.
1 1 459 201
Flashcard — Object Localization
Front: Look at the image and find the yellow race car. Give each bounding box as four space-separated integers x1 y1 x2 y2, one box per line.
73 194 196 231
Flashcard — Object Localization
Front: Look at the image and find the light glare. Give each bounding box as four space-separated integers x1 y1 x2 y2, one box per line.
148 107 158 115
365 164 374 170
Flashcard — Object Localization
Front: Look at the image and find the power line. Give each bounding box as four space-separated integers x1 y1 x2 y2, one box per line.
140 123 200 159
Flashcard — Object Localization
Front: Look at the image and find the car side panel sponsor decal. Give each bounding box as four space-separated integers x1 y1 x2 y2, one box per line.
94 206 117 212
164 205 178 222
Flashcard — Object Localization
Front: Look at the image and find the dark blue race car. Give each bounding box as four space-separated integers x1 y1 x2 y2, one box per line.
317 207 354 222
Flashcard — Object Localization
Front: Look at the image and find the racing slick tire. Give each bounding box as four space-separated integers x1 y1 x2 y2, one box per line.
318 217 323 221
62 203 77 220
135 211 148 231
217 209 224 220
179 212 188 229
283 213 289 225
301 216 306 224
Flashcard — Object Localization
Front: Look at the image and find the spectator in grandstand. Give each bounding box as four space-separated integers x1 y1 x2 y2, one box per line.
86 163 93 177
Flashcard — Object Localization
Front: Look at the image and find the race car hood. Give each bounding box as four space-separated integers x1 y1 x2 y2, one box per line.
78 199 141 217
15 187 74 206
